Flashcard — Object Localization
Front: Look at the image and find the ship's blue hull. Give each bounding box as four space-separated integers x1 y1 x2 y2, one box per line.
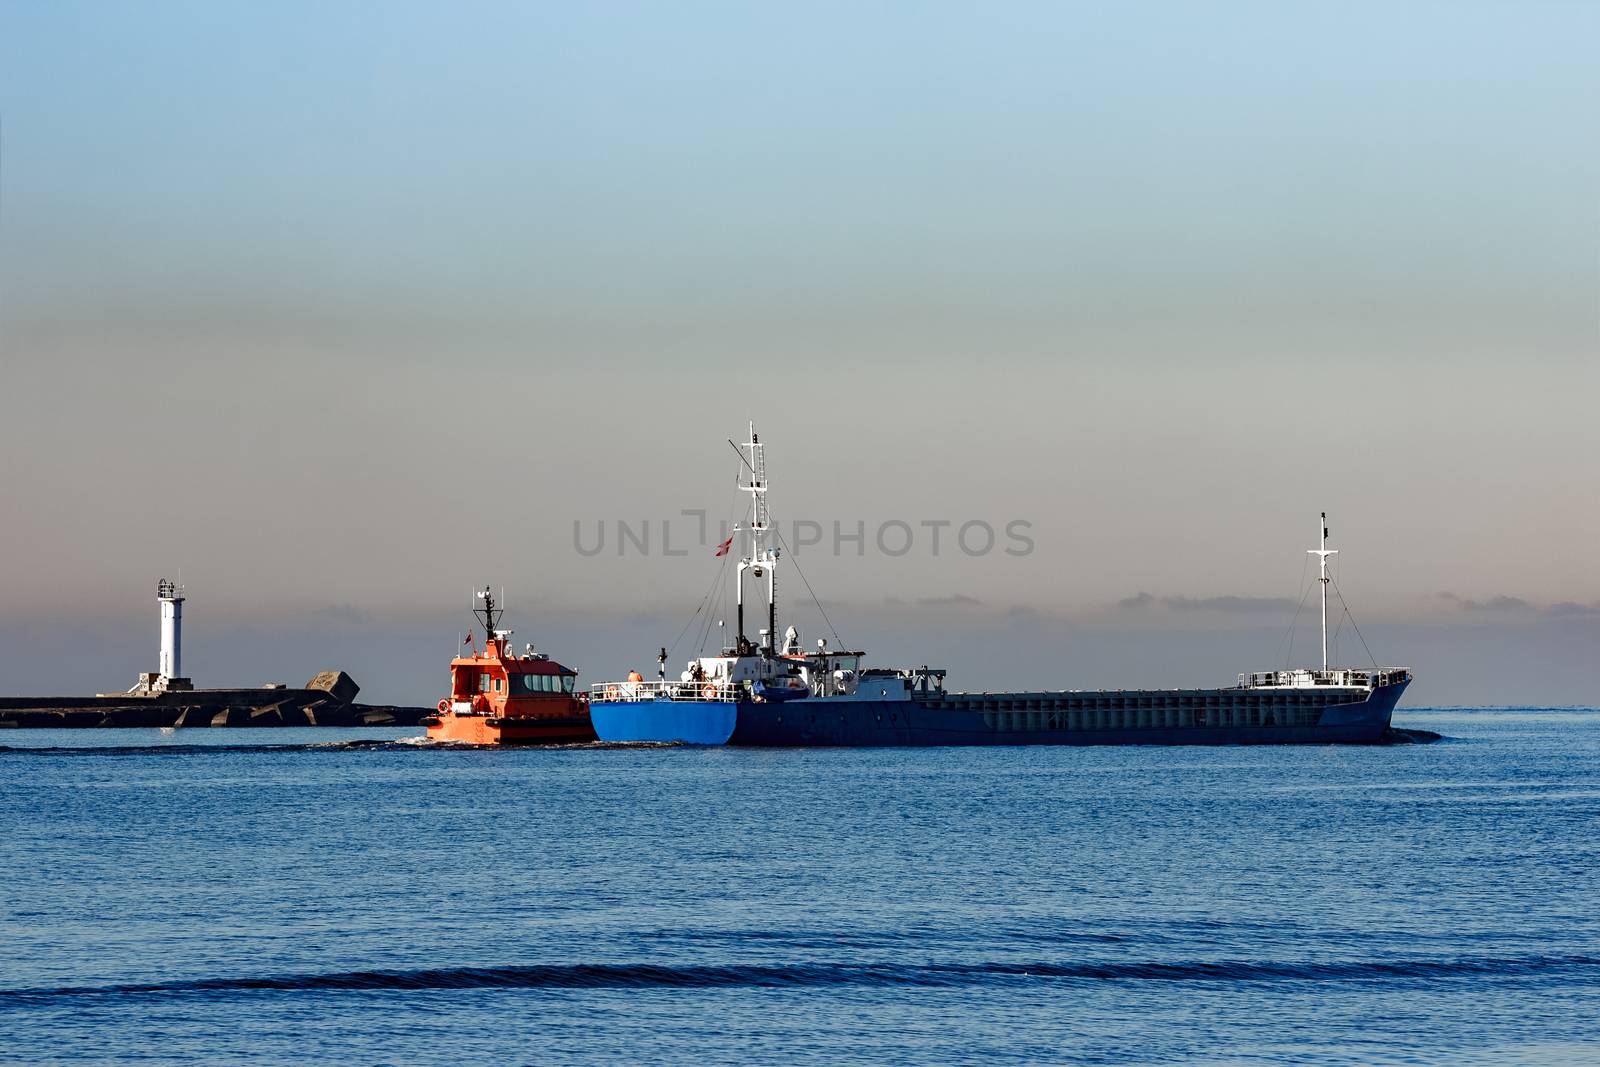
589 679 1408 747
589 698 738 745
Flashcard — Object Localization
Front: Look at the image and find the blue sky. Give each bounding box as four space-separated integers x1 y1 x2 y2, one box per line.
1 2 1596 703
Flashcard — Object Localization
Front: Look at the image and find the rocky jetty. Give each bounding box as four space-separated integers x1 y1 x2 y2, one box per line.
0 672 430 728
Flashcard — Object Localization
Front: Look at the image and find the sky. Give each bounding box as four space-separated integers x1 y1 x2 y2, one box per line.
1 1 1596 705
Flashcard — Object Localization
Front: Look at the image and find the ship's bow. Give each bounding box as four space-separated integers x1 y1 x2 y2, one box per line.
1315 674 1410 741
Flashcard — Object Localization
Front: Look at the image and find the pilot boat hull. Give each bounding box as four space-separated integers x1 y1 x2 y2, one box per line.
424 711 595 745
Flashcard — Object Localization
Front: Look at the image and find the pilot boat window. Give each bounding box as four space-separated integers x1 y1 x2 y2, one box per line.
514 674 574 693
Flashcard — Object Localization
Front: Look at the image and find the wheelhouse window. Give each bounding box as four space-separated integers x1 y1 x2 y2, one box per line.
513 673 577 694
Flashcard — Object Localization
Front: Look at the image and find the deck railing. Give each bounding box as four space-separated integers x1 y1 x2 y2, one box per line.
1240 668 1410 690
590 679 739 703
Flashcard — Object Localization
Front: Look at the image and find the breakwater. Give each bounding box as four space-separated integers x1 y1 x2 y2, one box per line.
0 671 429 728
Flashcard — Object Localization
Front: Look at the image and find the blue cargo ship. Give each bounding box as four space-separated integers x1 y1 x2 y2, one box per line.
590 426 1411 747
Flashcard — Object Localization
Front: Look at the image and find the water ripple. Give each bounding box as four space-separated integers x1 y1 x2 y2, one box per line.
6 953 1598 1004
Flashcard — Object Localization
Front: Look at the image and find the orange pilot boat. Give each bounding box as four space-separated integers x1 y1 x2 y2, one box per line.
421 586 595 745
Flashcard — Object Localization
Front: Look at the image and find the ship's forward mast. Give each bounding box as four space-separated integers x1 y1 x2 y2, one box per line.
1242 511 1410 691
733 422 779 655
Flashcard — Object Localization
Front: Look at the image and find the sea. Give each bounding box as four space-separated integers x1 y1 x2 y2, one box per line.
2 708 1597 1066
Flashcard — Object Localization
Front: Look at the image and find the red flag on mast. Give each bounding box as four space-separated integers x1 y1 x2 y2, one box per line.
714 535 734 557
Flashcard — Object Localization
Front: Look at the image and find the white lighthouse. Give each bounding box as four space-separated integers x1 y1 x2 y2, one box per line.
121 579 195 694
157 578 188 687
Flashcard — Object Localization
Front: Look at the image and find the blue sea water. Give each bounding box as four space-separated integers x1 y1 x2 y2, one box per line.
2 709 1598 1065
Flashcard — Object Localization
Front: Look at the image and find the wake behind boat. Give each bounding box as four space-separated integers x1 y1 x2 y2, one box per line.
589 425 1411 747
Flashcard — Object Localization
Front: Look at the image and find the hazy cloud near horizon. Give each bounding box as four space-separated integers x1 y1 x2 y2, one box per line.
1 1 1596 702
1437 593 1600 618
1118 593 1299 613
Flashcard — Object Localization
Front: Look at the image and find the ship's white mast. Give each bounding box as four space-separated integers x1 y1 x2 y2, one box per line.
734 421 777 654
1308 512 1338 671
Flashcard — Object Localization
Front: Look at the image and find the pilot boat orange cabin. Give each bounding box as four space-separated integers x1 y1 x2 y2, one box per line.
421 587 595 744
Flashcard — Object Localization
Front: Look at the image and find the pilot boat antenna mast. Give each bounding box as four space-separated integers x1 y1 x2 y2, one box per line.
1308 513 1338 671
734 422 778 655
474 586 504 646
